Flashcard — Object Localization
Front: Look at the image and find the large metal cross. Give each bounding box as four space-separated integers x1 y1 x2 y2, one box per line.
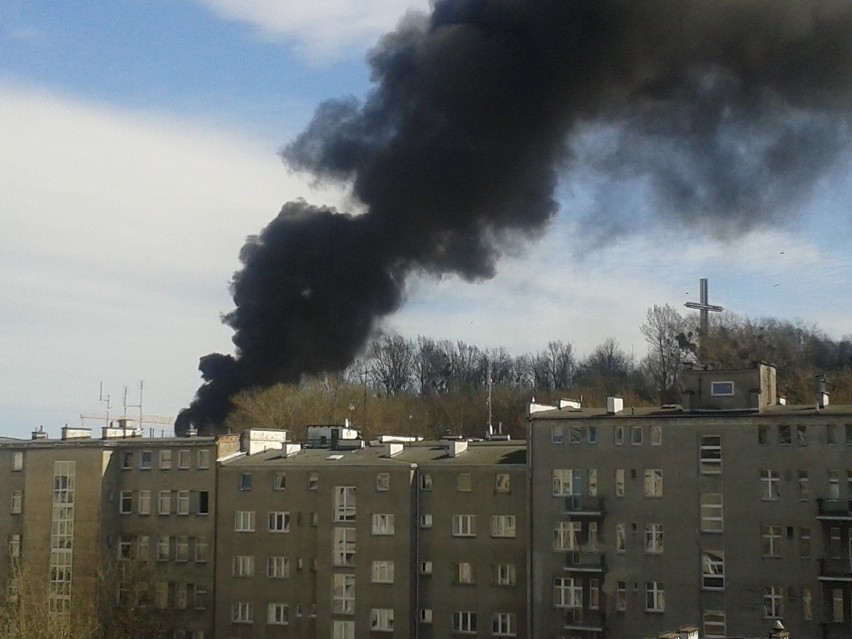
684 278 723 336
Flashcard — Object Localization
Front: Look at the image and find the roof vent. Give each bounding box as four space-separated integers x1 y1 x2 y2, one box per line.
447 440 468 457
606 396 624 415
386 443 404 457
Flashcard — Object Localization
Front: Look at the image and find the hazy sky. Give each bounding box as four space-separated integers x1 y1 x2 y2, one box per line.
2 1 850 439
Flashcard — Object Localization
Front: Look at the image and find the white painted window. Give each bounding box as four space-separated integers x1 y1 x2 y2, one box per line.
452 611 477 633
371 513 395 535
268 511 290 533
495 563 516 586
267 555 289 578
552 469 573 496
334 486 356 521
644 523 663 554
158 490 171 515
333 527 356 566
452 514 476 537
177 490 190 515
492 612 516 636
376 473 390 491
764 586 783 618
553 577 582 608
761 525 781 557
644 469 663 497
232 555 254 577
231 601 253 623
490 515 516 538
699 435 722 473
370 608 394 631
702 550 725 589
267 602 288 625
371 560 394 583
711 381 734 396
119 490 132 514
700 493 724 532
645 581 665 612
234 510 255 532
703 610 726 638
138 489 150 515
331 574 355 614
159 450 172 470
553 521 580 551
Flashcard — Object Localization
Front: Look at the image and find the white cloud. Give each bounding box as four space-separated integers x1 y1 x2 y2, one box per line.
191 0 431 61
0 82 348 437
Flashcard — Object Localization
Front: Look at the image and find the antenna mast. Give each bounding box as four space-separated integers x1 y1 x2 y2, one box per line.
486 357 493 437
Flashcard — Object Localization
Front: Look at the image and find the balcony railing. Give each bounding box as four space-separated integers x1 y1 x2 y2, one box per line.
564 496 606 517
565 551 607 573
564 607 606 632
818 558 852 581
816 498 852 521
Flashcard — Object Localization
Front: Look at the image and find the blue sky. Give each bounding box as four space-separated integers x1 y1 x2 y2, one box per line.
2 1 850 439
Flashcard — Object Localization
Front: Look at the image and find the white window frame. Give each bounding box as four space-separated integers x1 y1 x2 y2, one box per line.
761 525 781 557
644 469 663 497
267 602 288 625
268 511 290 533
452 610 477 634
700 493 724 533
376 473 390 491
452 514 476 537
553 521 581 551
138 489 150 515
492 612 516 637
371 513 395 535
490 515 516 538
370 608 394 631
554 577 582 608
176 490 190 516
232 554 255 577
267 555 290 578
703 610 726 638
159 449 172 470
333 527 356 566
645 581 665 612
456 561 474 584
158 490 171 515
644 523 663 554
119 490 133 514
334 486 356 522
702 550 725 590
234 510 255 532
763 586 783 618
761 469 780 500
331 574 355 614
711 381 734 396
371 560 394 583
231 601 253 624
699 435 722 473
495 563 516 586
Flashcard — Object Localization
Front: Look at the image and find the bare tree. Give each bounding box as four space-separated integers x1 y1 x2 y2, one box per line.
369 334 415 396
640 305 686 402
577 337 634 394
531 341 575 391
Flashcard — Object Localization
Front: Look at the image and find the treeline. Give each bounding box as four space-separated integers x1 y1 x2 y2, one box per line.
222 306 852 440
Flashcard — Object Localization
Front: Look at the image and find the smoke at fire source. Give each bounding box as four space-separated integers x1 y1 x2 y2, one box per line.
176 0 852 434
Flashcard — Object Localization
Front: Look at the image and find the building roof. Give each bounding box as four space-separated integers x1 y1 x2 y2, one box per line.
529 402 852 420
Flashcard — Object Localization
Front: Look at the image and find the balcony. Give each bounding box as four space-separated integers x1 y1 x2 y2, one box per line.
564 607 605 633
816 499 852 522
818 558 852 581
565 551 607 574
564 496 606 517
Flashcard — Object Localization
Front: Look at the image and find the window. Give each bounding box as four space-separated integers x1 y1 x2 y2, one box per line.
699 435 722 473
333 527 356 566
307 471 318 490
796 424 807 445
332 574 355 614
457 473 471 492
376 472 390 491
239 473 252 491
140 451 152 470
117 536 132 560
587 521 599 549
197 449 210 469
452 514 476 537
830 526 842 558
453 611 477 633
267 602 288 625
711 381 734 396
495 473 511 493
650 424 662 446
760 470 780 500
702 551 725 589
234 510 255 532
645 581 665 612
492 612 516 636
644 469 663 497
156 536 170 561
802 588 813 621
779 423 792 444
616 581 627 611
456 561 474 584
272 472 286 490
589 578 600 610
121 451 133 469
120 490 133 514
371 513 395 535
175 536 189 562
232 555 255 577
587 468 597 496
631 425 643 445
799 527 811 559
828 469 840 501
763 586 783 618
198 491 209 515
195 537 208 563
231 601 253 623
175 583 187 609
267 556 290 578
833 588 845 622
552 469 573 496
703 610 726 638
370 608 394 631
371 560 394 583
554 577 582 608
177 490 190 515
158 490 171 515
798 471 809 500
758 424 769 445
334 486 356 521
174 449 189 469
332 621 354 639
420 473 432 490
553 521 580 551
616 523 626 552
490 515 516 538
420 561 433 575
551 426 563 444
268 511 290 533
644 523 663 554
420 514 433 528
615 468 625 497
9 534 20 558
159 450 172 470
827 423 839 444
420 609 432 623
138 489 150 515
12 452 23 471
615 425 624 445
495 563 516 586
700 493 723 532
761 525 781 557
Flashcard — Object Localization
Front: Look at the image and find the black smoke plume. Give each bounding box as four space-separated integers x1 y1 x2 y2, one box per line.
177 0 852 434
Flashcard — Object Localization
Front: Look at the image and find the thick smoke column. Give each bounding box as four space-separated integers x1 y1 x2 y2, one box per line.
177 0 852 434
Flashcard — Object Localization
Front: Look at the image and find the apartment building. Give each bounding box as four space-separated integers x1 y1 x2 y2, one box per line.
214 429 528 639
529 362 852 639
0 422 237 638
